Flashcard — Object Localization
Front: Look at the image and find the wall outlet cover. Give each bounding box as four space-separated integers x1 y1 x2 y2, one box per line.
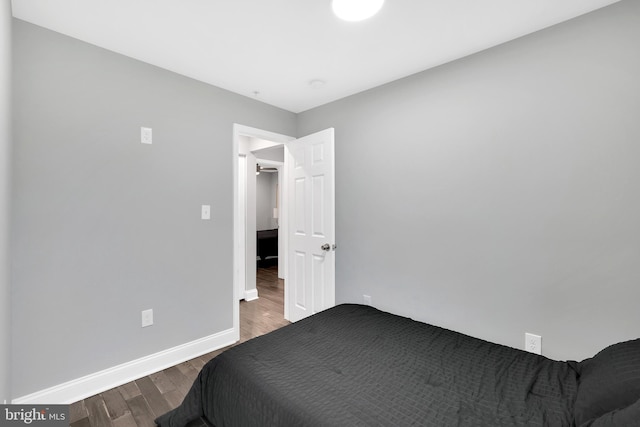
141 127 152 144
525 333 542 355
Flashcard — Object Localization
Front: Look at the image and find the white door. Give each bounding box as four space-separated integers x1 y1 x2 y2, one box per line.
286 128 335 322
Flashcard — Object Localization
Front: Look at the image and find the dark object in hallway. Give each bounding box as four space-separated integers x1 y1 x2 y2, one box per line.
257 229 278 268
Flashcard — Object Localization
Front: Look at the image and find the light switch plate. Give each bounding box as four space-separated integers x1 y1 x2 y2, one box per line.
141 309 153 328
201 205 211 220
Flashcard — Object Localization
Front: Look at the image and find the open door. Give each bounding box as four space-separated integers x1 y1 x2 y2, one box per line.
286 128 335 322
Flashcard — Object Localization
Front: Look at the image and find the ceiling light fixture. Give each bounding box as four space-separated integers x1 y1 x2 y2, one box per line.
331 0 384 22
309 79 326 89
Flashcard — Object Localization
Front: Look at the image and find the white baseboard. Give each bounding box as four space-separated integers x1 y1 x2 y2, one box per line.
12 328 236 405
244 289 259 301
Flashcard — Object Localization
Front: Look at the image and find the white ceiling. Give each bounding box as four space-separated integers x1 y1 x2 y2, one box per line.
12 0 620 113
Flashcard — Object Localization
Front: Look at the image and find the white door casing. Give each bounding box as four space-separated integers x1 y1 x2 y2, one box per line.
236 155 247 301
286 128 336 322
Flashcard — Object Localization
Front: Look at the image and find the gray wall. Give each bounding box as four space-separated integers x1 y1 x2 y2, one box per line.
298 0 640 361
1 0 12 403
11 20 296 397
256 172 278 231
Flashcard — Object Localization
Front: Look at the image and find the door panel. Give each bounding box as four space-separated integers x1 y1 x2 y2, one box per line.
287 128 335 322
294 251 306 309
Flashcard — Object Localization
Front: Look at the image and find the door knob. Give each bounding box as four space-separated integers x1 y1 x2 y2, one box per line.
321 243 331 252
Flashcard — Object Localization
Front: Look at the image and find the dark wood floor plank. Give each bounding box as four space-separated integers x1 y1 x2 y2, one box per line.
70 417 92 427
161 389 186 409
163 366 192 397
72 265 287 427
135 376 171 417
101 388 131 420
176 361 199 383
84 394 114 427
126 395 156 427
112 412 137 427
117 381 141 401
69 400 88 424
149 370 176 394
188 357 206 371
196 349 224 365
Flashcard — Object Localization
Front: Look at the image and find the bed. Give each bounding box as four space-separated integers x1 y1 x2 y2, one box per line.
156 304 640 427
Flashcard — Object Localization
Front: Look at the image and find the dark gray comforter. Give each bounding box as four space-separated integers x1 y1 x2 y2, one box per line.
156 304 579 426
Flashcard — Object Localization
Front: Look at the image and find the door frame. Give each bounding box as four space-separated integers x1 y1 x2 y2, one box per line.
232 124 295 341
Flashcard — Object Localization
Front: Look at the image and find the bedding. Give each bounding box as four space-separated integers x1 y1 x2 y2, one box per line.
574 338 640 426
154 304 635 427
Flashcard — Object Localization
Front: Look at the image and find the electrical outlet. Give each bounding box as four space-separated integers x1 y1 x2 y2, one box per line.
363 295 372 306
142 309 154 328
141 127 152 144
525 333 542 355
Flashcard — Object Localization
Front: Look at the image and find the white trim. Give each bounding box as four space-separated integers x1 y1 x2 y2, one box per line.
244 289 259 301
282 144 291 321
236 154 247 301
234 124 294 146
12 328 235 405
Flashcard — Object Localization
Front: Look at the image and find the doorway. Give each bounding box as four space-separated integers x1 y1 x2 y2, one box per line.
233 125 294 342
232 124 336 341
256 155 283 275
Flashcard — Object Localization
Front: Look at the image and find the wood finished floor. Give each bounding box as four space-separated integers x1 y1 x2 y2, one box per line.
70 266 288 427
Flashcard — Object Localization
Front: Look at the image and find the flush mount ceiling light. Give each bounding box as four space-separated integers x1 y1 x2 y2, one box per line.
332 0 384 22
309 79 326 89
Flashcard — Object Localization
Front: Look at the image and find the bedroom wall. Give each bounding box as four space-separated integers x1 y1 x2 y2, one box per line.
11 20 296 398
256 172 278 231
297 0 640 361
0 0 12 403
